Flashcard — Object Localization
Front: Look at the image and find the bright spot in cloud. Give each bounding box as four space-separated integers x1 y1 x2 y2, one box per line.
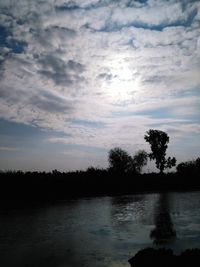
101 55 140 102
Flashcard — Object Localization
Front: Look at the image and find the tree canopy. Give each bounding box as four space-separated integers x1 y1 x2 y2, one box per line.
108 147 148 174
108 147 133 173
133 150 148 174
177 157 200 175
144 129 176 173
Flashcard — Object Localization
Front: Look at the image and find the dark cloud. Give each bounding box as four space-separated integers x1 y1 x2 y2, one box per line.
98 72 116 81
38 25 76 46
0 85 28 103
0 26 9 45
55 1 80 12
0 25 27 70
55 0 107 11
37 54 85 85
134 0 147 4
67 60 85 72
0 26 27 53
141 75 171 85
30 91 73 113
55 0 146 12
45 25 76 37
0 23 27 78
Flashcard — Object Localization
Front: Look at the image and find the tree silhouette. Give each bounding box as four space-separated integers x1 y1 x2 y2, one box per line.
177 157 200 175
133 150 148 173
144 129 176 173
108 147 134 173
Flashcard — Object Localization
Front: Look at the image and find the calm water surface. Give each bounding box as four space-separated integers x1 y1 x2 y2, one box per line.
0 191 200 267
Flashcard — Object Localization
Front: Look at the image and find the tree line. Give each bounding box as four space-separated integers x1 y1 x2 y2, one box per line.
108 129 176 174
0 129 199 200
0 128 199 176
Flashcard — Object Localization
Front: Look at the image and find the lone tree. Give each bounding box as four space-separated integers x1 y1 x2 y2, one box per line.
144 129 176 173
108 147 134 173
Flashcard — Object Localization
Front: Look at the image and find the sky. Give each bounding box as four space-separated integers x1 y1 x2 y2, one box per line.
0 0 200 172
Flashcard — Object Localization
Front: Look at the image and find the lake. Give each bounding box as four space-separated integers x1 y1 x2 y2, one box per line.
0 191 200 267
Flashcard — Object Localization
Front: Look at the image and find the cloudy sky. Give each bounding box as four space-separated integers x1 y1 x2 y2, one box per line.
0 0 200 171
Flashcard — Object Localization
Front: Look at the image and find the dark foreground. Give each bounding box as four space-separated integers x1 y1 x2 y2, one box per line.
129 248 200 267
0 170 200 200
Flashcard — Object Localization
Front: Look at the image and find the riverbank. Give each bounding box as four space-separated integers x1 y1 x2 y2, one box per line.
0 171 200 201
129 248 200 267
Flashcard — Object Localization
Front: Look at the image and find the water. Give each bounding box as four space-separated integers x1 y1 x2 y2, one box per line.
0 191 200 267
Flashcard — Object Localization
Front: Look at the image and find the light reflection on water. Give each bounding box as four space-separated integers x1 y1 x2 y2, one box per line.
0 192 200 267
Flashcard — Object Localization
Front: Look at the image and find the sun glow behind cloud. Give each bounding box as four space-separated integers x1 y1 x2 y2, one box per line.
100 55 140 102
0 0 200 171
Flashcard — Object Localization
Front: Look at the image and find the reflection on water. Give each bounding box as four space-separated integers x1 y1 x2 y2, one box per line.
111 195 146 226
110 194 155 250
150 193 176 245
0 192 200 267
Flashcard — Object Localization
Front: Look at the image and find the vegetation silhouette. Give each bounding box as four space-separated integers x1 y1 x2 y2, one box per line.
108 147 134 174
108 148 147 174
0 129 199 201
150 193 176 245
128 248 200 267
144 129 176 173
177 158 200 176
133 150 148 174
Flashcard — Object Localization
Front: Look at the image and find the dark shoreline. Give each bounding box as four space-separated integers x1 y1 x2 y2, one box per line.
129 248 200 267
0 171 200 204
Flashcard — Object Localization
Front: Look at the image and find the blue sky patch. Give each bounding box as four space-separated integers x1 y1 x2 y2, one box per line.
0 25 27 55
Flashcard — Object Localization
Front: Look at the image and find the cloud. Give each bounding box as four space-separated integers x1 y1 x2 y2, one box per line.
37 54 85 85
30 91 73 113
0 0 200 169
98 72 117 82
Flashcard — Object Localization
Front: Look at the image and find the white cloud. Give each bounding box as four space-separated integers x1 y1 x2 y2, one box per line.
0 0 200 169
